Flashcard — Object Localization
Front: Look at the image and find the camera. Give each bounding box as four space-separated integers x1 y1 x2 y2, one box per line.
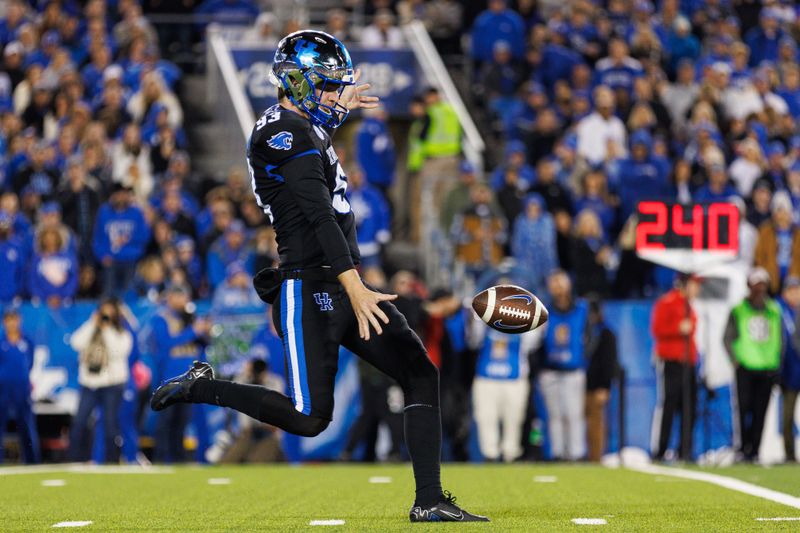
100 314 111 323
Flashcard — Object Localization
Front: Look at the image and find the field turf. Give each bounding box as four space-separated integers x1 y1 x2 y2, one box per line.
2 463 800 531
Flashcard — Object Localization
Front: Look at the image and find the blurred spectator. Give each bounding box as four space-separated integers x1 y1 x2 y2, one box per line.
420 0 463 57
754 191 800 295
537 22 583 93
150 284 211 463
576 86 627 167
324 9 352 43
211 261 262 313
779 276 800 463
451 182 506 279
616 129 671 222
481 41 525 127
194 0 259 27
94 75 133 139
207 219 254 289
747 178 774 229
522 108 562 166
59 156 100 263
92 184 151 297
159 189 196 240
650 273 699 462
348 167 390 269
128 71 183 129
490 140 534 192
574 169 615 239
219 358 285 464
111 123 153 202
472 317 539 463
666 16 700 76
745 8 786 67
0 211 25 304
693 162 739 202
199 196 234 253
29 227 78 307
355 106 396 197
470 0 526 64
361 9 404 49
11 140 58 199
724 268 782 463
240 12 279 47
537 271 588 461
440 160 478 233
729 139 766 198
175 236 204 294
0 308 40 464
594 38 643 98
660 59 699 137
68 298 134 463
584 299 618 463
129 255 167 302
511 194 556 297
570 210 612 298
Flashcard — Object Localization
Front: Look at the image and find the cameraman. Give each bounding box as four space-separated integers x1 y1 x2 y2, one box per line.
68 298 133 462
150 284 210 463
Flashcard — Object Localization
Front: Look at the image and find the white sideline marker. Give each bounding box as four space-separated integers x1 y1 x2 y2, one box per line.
368 476 392 484
628 464 800 509
52 521 93 528
755 517 800 521
572 518 607 525
208 478 231 485
309 520 345 526
533 475 558 483
42 479 66 487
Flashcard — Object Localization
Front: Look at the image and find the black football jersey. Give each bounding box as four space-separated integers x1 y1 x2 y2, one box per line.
247 104 360 275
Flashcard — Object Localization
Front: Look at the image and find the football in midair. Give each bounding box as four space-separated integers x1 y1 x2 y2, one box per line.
471 285 548 334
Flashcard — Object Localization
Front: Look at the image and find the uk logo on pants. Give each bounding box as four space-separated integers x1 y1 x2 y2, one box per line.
314 292 333 311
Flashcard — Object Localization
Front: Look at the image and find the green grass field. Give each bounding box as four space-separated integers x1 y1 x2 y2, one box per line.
3 464 800 531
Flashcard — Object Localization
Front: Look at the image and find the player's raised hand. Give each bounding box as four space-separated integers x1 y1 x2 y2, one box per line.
341 69 380 111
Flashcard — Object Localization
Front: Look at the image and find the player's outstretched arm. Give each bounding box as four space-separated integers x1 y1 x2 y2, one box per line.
338 268 397 341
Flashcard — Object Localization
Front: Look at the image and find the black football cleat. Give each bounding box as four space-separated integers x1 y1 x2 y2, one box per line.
409 491 490 523
150 361 214 411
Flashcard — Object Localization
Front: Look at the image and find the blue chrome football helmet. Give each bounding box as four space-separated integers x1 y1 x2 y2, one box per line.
269 30 356 129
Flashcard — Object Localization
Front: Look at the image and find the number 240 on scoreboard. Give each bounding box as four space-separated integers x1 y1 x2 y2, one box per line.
635 201 739 253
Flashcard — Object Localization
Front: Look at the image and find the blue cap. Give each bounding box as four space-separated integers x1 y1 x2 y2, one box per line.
226 219 246 235
631 129 653 147
505 140 526 155
768 141 785 157
460 160 476 174
226 261 247 279
40 201 61 214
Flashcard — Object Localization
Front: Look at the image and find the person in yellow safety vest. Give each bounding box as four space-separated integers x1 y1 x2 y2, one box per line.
724 267 783 463
421 87 462 158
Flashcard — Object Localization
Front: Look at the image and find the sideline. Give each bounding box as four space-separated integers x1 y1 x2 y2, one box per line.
627 463 800 509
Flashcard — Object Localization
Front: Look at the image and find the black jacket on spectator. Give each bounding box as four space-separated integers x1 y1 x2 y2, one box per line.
12 163 59 199
570 237 610 298
60 184 101 262
586 324 618 391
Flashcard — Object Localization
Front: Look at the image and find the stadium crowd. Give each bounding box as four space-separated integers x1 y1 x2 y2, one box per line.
1 0 799 466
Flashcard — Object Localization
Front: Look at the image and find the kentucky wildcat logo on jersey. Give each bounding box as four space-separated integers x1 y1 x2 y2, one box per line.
267 131 293 150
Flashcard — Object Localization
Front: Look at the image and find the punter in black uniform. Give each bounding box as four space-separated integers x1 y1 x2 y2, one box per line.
151 30 487 523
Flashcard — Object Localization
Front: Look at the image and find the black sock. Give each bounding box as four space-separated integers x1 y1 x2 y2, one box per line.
404 404 443 507
190 379 329 437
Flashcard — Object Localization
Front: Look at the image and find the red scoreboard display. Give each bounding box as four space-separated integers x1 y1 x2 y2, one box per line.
635 201 740 253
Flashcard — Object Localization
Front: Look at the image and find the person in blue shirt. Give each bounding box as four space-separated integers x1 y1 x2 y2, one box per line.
745 8 787 67
470 0 527 64
779 276 800 462
175 236 203 295
355 106 396 197
616 129 672 222
777 64 800 121
0 1 28 48
693 163 740 203
211 261 262 314
574 169 616 240
150 284 212 463
536 22 584 94
665 16 700 77
490 140 536 191
537 270 589 461
0 211 25 304
0 308 40 464
206 219 254 289
347 167 391 269
511 194 557 298
472 316 540 463
594 38 644 98
28 227 79 308
92 184 151 297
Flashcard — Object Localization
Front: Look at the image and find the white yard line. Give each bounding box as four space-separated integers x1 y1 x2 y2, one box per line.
628 464 800 509
207 478 231 485
52 521 93 528
572 518 607 525
0 464 174 476
533 475 558 483
368 476 392 484
309 520 345 526
755 517 800 521
41 479 66 487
